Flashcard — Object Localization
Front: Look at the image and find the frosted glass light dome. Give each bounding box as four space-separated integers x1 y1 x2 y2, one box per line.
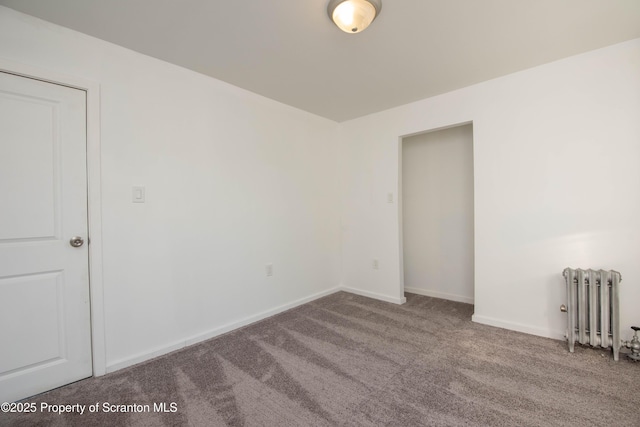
328 0 382 34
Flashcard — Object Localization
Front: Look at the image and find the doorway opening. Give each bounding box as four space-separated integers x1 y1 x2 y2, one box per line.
399 123 474 306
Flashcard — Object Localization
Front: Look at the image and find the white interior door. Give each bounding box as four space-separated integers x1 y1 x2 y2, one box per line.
0 71 92 402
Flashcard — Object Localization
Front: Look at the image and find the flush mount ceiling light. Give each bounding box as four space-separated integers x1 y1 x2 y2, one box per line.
327 0 382 34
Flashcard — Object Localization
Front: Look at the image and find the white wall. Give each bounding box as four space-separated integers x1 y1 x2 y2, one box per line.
0 7 341 371
340 38 640 340
2 5 639 372
402 125 474 304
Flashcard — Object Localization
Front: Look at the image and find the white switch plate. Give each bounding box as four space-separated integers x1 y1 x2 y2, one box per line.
372 259 379 270
132 186 145 203
265 263 273 277
387 193 393 204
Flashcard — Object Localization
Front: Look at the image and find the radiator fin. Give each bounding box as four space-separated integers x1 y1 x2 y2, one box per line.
567 268 576 352
588 270 598 346
600 271 610 348
611 272 620 360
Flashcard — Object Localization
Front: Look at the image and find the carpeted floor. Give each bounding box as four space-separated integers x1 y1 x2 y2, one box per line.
1 291 638 426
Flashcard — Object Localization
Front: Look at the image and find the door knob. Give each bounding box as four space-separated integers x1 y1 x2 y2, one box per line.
69 236 84 247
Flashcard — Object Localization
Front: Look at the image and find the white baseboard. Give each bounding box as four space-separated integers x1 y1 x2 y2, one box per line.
340 286 406 305
107 340 186 374
183 286 341 346
106 286 342 373
106 286 568 374
472 314 565 341
404 287 474 304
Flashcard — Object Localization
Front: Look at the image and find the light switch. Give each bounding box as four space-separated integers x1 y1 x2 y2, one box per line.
132 186 145 203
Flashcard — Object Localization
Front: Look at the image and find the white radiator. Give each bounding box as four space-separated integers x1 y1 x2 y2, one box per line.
562 268 621 361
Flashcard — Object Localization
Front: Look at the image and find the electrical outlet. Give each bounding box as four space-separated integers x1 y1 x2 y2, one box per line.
265 263 273 277
372 259 379 270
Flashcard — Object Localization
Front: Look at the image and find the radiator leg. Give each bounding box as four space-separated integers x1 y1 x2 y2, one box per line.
613 345 620 361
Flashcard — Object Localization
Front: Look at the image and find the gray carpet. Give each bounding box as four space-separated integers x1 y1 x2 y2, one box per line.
2 291 638 426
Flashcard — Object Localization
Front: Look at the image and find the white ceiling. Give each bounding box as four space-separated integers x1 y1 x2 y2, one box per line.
2 0 639 122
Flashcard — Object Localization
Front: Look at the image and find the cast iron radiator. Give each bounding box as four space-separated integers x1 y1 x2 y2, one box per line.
561 268 621 361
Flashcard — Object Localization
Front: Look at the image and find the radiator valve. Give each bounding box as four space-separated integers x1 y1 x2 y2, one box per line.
622 326 640 362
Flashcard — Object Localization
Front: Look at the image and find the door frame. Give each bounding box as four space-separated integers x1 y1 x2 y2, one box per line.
397 120 475 305
0 58 107 376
